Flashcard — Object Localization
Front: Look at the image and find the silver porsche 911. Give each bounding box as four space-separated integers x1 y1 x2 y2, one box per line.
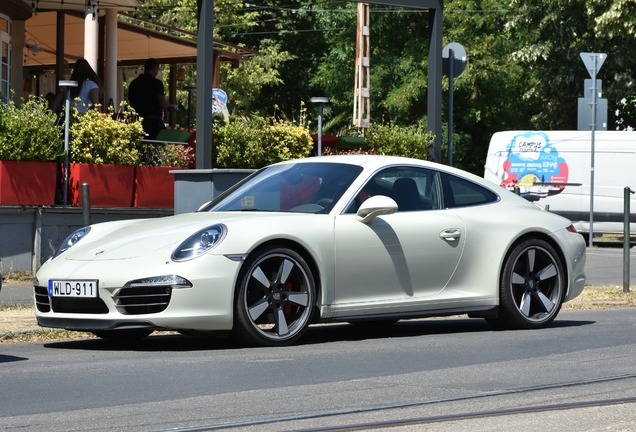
34 155 586 346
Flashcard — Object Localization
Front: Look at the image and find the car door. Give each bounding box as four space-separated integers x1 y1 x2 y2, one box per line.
333 167 466 313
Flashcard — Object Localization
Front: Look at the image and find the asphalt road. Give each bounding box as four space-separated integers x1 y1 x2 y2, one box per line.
1 308 636 431
2 245 635 305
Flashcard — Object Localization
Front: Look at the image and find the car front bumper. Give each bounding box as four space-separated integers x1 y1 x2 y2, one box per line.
34 254 242 332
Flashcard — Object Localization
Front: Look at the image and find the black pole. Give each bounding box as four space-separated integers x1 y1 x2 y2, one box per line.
448 49 454 167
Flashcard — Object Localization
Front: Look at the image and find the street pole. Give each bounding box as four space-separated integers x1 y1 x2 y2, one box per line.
59 80 78 206
589 56 597 247
448 48 454 166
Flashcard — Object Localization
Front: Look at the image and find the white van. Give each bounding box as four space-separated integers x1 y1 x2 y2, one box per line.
483 130 636 235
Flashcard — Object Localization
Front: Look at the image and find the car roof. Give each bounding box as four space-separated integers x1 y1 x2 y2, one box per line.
275 155 494 189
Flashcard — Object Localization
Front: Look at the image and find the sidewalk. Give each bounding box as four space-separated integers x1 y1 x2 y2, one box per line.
0 280 34 305
0 281 38 335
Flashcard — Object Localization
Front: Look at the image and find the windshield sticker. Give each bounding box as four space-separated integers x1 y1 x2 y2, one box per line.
499 132 569 202
241 196 255 207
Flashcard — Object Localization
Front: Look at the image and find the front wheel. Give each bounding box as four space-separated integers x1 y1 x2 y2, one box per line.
496 239 565 329
232 246 316 347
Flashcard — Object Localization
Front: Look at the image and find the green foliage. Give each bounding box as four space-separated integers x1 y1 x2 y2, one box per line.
142 143 194 167
0 96 63 161
69 104 145 165
616 93 636 130
137 0 636 175
214 114 313 168
365 123 434 160
221 41 294 114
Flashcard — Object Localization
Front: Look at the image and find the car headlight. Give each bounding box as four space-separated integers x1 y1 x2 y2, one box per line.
172 224 226 261
54 227 91 258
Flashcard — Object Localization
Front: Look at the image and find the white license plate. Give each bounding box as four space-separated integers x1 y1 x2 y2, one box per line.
48 280 99 298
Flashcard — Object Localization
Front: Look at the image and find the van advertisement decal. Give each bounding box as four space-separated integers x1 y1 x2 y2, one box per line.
500 132 569 202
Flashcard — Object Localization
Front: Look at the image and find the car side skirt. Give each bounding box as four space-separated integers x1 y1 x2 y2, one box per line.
322 305 499 323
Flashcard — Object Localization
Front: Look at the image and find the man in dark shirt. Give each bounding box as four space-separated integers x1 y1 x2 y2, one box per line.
128 58 176 139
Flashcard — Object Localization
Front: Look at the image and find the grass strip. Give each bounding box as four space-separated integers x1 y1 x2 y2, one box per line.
2 285 636 344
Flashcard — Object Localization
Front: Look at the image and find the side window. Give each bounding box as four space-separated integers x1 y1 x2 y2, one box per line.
346 166 442 213
441 172 498 208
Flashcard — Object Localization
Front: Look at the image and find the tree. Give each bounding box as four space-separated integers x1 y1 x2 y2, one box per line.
506 0 636 130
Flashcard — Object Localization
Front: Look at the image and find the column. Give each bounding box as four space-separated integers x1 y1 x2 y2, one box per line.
84 2 99 71
105 8 118 109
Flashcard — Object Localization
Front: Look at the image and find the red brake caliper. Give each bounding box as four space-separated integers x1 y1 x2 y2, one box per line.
283 281 293 317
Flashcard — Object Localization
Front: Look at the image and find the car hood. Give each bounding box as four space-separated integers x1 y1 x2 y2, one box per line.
64 211 302 261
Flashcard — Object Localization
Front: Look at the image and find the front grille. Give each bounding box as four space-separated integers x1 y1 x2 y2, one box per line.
34 286 50 312
51 297 109 314
34 284 109 314
112 286 172 315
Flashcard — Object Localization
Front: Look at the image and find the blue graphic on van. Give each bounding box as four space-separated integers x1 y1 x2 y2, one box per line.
500 131 569 202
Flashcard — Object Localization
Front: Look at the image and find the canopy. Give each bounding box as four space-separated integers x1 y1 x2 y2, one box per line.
24 10 257 70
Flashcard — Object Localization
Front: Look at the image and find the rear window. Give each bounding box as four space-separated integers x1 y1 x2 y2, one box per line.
441 173 499 208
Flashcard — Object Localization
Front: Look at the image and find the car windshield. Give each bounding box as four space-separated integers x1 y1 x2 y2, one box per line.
205 162 363 214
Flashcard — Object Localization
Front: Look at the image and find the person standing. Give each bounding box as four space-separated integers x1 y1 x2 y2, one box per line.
70 58 103 113
49 58 102 114
128 58 176 139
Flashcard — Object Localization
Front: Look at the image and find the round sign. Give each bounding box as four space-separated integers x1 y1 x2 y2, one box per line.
442 42 467 78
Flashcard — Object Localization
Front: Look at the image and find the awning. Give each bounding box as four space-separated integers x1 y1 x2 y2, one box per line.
23 10 258 70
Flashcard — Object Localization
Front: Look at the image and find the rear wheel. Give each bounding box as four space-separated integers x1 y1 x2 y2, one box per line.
232 246 315 347
495 239 565 329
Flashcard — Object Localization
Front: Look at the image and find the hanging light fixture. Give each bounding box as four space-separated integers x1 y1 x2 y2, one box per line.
25 39 42 54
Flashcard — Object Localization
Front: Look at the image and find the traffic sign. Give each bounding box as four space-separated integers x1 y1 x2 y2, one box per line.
580 53 607 78
583 79 602 99
442 42 467 78
577 97 607 130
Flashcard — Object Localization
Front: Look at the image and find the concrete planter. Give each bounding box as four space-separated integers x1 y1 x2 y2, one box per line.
171 169 256 214
133 166 186 209
0 160 57 205
68 163 135 207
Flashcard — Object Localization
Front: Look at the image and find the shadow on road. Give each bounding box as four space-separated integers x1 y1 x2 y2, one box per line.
0 354 28 363
42 316 595 352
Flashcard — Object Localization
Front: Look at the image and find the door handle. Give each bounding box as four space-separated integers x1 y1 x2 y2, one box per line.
440 228 461 242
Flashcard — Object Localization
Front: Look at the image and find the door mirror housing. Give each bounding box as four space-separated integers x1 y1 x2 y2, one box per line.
356 195 398 223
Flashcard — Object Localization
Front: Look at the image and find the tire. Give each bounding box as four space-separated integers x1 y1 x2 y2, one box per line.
232 246 316 347
496 239 565 329
92 329 153 341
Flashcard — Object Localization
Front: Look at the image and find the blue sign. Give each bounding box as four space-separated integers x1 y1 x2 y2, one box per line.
212 88 229 122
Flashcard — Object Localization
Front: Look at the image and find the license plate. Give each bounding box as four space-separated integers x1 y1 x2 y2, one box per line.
48 280 99 298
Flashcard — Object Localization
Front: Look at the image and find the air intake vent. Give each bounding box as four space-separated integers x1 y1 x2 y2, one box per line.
34 285 50 312
112 286 172 315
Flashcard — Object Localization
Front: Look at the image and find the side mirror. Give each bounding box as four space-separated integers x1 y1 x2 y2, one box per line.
356 195 398 223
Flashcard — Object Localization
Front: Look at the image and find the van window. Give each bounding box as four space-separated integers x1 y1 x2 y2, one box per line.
441 172 498 208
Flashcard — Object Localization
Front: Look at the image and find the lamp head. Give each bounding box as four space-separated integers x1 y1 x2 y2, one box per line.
311 97 330 105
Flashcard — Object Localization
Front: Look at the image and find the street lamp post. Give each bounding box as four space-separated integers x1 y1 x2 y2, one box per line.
59 80 78 206
311 97 329 156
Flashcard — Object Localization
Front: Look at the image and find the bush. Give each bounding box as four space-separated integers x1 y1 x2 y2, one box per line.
142 143 194 167
69 103 145 165
214 115 312 168
0 96 63 161
365 123 434 160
